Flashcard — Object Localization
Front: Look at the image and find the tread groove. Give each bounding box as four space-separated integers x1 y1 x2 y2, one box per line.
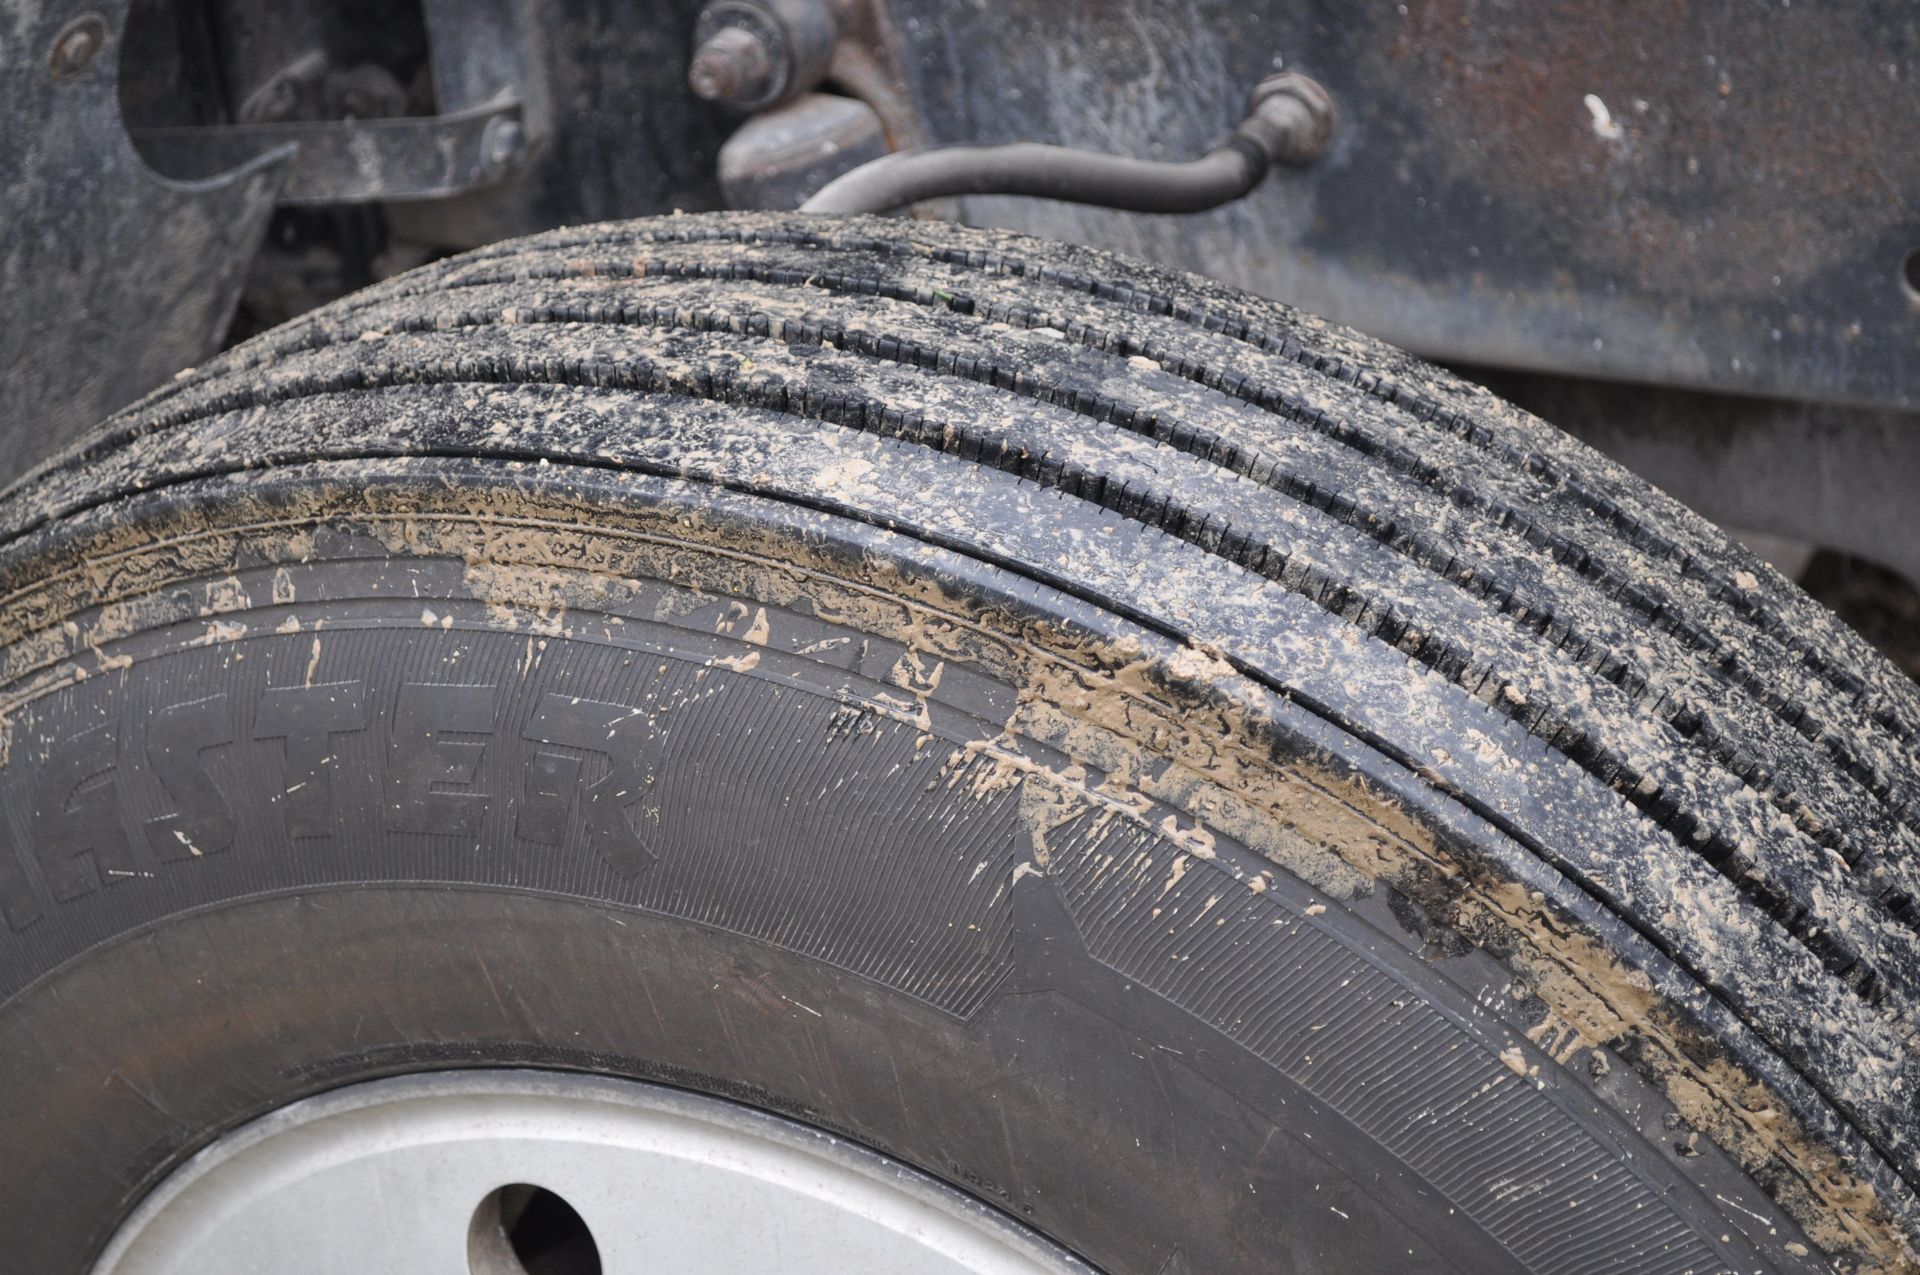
113 329 1916 1012
127 288 1920 995
78 239 1920 845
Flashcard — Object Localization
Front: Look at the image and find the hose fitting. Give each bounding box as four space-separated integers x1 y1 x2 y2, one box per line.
798 70 1335 216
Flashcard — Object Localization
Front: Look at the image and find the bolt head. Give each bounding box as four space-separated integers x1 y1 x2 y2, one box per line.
687 51 739 101
48 13 107 80
687 24 778 105
481 118 526 173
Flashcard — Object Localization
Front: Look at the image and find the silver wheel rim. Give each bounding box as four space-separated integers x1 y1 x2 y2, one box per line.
92 1070 1093 1275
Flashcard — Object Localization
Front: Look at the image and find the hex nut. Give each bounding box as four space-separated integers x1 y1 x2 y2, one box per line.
1249 71 1337 164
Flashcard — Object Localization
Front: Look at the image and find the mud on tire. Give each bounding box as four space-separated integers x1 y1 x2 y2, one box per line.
1 212 1917 1273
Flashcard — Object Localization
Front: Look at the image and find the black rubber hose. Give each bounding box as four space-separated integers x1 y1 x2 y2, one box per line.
800 76 1332 216
799 135 1270 216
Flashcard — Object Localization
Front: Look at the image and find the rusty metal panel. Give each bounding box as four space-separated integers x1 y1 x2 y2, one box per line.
887 0 1920 410
0 0 287 484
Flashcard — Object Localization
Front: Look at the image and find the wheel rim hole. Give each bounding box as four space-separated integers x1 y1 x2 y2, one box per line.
1904 248 1920 304
468 1183 602 1275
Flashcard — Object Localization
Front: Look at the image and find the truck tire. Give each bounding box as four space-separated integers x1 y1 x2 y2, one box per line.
1 212 1916 1274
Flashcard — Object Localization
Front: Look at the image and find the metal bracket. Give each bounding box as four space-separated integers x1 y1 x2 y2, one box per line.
127 0 541 207
129 100 527 206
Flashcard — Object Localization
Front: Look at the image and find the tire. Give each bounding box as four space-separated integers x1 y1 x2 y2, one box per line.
0 211 1916 1274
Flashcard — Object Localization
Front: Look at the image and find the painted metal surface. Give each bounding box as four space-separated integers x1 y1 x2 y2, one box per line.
93 1071 1092 1275
4 0 1915 492
886 0 1920 411
0 0 287 483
